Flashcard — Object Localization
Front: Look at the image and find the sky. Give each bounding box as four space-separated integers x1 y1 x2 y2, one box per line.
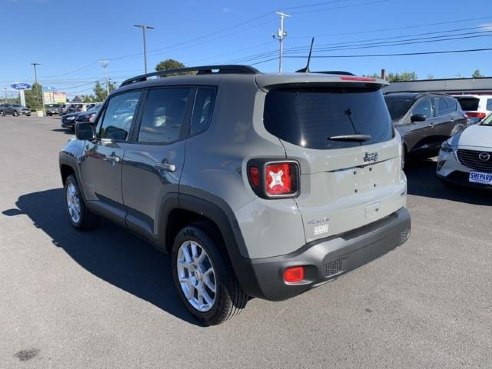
2 0 492 100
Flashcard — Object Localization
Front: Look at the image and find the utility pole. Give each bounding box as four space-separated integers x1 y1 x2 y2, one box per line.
31 62 42 108
99 60 110 97
134 24 154 74
4 88 7 104
31 62 40 84
273 12 290 73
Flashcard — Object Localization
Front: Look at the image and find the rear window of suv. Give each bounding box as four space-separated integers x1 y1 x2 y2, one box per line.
264 87 393 149
455 97 479 111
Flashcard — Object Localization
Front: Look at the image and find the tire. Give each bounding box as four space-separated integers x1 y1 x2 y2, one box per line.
171 223 248 325
64 174 99 230
0 110 4 116
13 110 19 117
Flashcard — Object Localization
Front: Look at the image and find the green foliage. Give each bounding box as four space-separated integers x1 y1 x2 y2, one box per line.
25 82 43 110
472 69 484 78
93 81 107 102
155 59 186 72
386 71 418 82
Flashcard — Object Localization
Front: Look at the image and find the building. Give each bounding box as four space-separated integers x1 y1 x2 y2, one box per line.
383 77 492 95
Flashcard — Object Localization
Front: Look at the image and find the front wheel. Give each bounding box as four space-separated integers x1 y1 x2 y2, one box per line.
171 224 247 325
64 174 99 230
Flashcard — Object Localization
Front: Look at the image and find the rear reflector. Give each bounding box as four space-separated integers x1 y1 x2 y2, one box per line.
283 266 305 283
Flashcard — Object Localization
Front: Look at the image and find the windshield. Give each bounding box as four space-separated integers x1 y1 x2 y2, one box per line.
480 114 492 126
264 87 394 150
383 95 414 121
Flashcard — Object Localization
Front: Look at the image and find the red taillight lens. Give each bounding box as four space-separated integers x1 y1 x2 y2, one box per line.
466 112 486 119
265 163 294 195
247 160 299 198
248 166 260 188
283 266 305 283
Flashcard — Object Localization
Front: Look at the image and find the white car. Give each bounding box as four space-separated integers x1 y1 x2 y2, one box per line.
453 95 492 123
437 115 492 188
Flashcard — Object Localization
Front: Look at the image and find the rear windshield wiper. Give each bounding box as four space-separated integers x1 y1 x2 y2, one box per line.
327 134 371 142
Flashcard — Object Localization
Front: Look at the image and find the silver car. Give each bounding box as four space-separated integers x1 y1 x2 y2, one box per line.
59 65 411 325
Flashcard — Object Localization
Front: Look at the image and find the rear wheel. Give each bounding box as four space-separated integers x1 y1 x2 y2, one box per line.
12 110 19 117
64 174 99 230
171 223 247 325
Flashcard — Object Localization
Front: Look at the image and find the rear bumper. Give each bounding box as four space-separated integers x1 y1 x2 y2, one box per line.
235 207 411 301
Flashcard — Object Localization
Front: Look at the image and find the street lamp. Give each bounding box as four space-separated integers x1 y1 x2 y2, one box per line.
134 24 154 74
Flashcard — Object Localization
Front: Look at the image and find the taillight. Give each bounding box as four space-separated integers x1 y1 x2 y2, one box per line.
247 160 299 198
466 112 486 120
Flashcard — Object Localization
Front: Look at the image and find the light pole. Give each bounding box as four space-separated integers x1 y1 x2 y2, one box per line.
4 88 7 104
134 24 154 74
31 62 42 108
99 60 110 97
273 12 290 73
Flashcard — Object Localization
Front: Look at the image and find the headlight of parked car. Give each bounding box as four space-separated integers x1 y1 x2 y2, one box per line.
440 141 453 153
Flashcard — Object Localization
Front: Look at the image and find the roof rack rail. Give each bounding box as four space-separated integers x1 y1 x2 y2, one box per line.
120 65 260 87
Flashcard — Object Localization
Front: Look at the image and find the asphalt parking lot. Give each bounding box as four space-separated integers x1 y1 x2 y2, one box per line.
0 115 491 369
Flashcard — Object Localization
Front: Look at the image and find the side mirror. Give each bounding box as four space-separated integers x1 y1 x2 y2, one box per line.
75 122 95 140
411 114 427 123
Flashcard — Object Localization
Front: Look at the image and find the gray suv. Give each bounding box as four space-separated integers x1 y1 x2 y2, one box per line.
59 65 411 325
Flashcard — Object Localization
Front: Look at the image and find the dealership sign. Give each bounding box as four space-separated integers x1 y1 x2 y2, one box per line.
10 82 32 90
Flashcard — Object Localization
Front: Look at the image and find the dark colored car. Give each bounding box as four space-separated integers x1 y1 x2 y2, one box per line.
60 111 82 130
45 104 61 116
384 92 467 163
0 104 31 117
74 104 102 125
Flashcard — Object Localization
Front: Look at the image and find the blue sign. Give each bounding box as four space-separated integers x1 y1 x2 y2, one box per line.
11 82 32 90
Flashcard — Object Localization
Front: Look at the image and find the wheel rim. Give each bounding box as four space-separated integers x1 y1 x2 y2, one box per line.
176 240 217 312
66 182 81 224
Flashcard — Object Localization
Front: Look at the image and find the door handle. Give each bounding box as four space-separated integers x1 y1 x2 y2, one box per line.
155 162 176 172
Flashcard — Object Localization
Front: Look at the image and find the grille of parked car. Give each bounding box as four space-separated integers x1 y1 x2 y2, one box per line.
325 258 344 277
457 149 492 172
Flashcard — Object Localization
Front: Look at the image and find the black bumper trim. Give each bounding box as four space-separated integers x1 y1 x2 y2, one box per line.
236 207 411 301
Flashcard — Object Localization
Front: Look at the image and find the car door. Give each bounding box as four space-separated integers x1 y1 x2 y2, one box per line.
404 96 435 152
79 90 143 226
121 86 196 243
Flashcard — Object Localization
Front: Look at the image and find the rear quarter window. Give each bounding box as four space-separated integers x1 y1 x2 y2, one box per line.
264 87 393 150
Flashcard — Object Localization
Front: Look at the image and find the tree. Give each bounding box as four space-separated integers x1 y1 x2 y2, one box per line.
25 82 43 110
472 69 484 78
386 71 418 82
93 81 107 102
155 58 186 72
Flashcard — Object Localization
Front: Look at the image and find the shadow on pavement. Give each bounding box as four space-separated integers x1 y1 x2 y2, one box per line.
405 159 492 205
5 188 198 326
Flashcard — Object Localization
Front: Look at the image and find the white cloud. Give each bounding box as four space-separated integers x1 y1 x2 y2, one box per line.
479 23 492 32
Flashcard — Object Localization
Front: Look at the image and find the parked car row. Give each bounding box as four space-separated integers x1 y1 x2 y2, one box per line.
61 103 102 130
0 103 31 116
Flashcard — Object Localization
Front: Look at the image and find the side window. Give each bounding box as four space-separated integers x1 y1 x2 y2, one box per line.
412 98 432 118
137 88 190 144
190 87 216 136
99 91 141 140
446 97 458 112
486 99 492 111
435 97 451 116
